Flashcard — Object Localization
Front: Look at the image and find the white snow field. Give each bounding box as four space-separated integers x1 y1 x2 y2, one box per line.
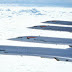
0 5 72 72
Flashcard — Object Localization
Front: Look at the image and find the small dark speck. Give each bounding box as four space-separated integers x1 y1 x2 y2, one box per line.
17 37 23 38
54 57 60 61
34 26 37 27
66 59 69 61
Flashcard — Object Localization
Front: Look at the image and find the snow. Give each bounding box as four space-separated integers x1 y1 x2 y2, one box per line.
0 55 72 72
0 5 72 72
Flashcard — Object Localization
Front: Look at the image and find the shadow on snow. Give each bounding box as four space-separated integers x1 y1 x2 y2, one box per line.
42 20 72 25
0 45 72 62
9 36 72 45
28 25 72 32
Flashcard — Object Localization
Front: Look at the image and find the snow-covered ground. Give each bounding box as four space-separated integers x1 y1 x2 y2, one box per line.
0 5 72 72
